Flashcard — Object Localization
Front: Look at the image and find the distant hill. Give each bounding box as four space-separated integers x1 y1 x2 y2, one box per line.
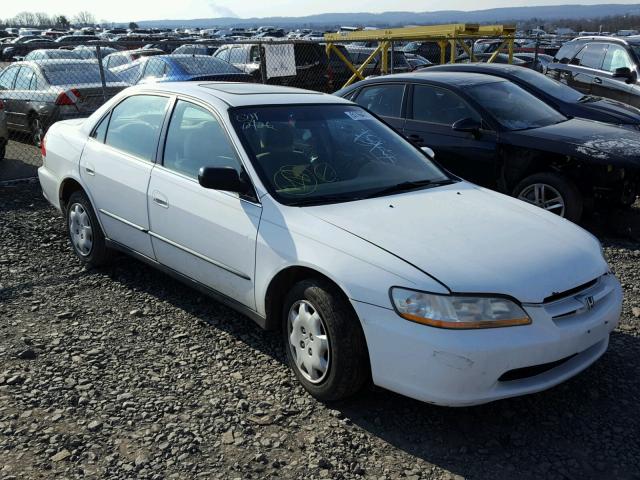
135 4 640 29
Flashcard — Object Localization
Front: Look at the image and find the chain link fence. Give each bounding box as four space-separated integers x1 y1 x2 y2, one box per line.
0 36 559 181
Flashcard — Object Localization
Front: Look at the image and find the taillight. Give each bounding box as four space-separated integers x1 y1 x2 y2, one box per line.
41 135 46 158
55 88 82 106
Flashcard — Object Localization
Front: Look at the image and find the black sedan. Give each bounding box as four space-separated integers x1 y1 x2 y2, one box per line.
335 71 640 221
425 63 640 129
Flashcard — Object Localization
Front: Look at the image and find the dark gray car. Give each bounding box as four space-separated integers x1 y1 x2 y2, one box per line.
0 60 128 146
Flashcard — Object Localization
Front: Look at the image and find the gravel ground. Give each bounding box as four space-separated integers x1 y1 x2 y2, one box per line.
1 183 639 480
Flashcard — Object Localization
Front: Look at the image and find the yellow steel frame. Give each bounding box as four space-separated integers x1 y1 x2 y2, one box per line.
324 23 516 88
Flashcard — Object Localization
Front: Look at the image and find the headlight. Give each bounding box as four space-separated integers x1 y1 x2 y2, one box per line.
390 288 531 329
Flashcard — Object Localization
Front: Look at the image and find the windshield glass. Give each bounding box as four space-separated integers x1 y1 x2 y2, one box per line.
510 68 583 102
42 63 120 85
230 105 450 205
466 81 567 131
174 56 242 74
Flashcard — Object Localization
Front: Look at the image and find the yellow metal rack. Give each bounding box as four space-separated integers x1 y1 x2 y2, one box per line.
324 24 517 88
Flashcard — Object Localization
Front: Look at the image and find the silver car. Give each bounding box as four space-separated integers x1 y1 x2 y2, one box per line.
0 100 7 160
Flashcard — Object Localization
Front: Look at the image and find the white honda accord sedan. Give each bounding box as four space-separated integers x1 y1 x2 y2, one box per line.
38 82 623 406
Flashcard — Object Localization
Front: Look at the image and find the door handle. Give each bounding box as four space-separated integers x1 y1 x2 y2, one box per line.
152 191 168 208
593 77 602 84
84 165 95 176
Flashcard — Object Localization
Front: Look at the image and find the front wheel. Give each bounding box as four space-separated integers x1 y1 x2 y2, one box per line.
513 172 583 223
283 279 369 402
66 191 113 267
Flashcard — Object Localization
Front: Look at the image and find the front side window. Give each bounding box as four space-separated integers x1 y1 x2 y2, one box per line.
105 95 169 161
355 84 404 118
230 105 450 205
163 100 242 179
0 67 19 90
602 45 633 72
466 81 566 131
411 84 481 125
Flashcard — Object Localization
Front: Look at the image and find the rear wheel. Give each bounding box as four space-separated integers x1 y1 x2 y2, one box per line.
66 191 112 267
513 172 583 222
30 115 44 148
283 278 369 402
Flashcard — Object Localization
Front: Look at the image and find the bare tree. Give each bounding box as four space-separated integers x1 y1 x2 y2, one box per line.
34 12 53 27
74 11 96 26
13 11 37 27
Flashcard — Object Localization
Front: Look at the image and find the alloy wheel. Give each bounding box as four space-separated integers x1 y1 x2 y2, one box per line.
517 183 566 217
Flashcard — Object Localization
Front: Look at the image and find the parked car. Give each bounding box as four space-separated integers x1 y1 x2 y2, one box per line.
403 41 453 64
0 99 8 160
112 55 253 85
335 72 640 221
1 38 55 60
513 53 554 73
103 48 164 70
346 46 412 76
0 60 128 146
453 53 529 66
405 53 432 70
212 42 350 92
38 82 622 407
23 49 82 61
55 35 99 45
426 63 640 129
73 45 119 60
546 36 640 108
173 43 218 55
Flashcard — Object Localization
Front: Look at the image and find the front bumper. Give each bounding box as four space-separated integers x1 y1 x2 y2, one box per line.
354 274 622 406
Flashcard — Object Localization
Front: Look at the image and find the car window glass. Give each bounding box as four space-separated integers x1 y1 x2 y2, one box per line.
91 113 109 142
412 85 481 125
555 42 582 64
14 67 35 91
163 100 242 179
143 58 167 78
572 43 607 69
105 95 168 161
214 48 230 62
228 47 246 64
602 45 633 72
249 46 261 62
0 67 19 89
355 84 404 118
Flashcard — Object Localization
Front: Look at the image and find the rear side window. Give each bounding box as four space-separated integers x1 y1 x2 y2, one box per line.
554 42 583 64
14 67 35 91
228 47 246 64
412 84 481 125
105 95 169 161
572 43 607 69
355 84 405 118
163 100 241 179
0 66 19 90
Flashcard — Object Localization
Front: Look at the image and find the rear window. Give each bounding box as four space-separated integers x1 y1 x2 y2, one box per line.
42 63 120 85
173 56 243 75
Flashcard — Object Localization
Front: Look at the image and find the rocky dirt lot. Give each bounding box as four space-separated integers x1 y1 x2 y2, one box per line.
1 182 639 480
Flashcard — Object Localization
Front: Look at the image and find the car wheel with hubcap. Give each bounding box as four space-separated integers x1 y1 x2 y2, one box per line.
513 172 583 222
66 191 112 266
283 278 369 402
30 116 44 147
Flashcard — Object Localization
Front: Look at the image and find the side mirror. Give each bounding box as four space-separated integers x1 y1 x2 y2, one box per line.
452 117 481 133
420 146 435 159
613 66 632 79
198 167 250 194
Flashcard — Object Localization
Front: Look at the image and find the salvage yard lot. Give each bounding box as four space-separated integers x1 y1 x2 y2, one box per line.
1 183 639 479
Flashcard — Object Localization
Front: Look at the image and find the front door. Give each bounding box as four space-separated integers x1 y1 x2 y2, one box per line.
79 94 170 258
147 99 261 309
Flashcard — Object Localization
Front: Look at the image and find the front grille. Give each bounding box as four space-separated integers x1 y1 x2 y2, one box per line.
543 278 598 304
498 354 577 382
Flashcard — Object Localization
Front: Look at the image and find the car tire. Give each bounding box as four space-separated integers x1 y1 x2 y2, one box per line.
513 172 583 222
66 191 112 267
0 142 5 161
30 115 44 148
282 278 369 402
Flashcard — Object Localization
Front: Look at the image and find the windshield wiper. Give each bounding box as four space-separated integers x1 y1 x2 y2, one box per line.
286 195 363 207
365 178 455 199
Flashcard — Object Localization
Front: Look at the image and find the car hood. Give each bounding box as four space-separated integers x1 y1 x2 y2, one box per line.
502 118 640 167
305 182 607 303
577 96 640 125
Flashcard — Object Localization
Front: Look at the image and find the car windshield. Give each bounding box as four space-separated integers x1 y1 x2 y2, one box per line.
230 104 451 205
509 68 583 102
42 63 120 85
466 81 567 131
174 56 242 74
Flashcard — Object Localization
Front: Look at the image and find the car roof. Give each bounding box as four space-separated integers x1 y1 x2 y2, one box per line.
429 63 524 74
133 82 351 107
350 71 506 87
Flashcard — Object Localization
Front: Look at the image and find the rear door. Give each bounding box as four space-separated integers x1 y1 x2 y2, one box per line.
79 94 171 258
592 44 635 105
565 43 608 94
0 66 21 129
9 66 36 130
352 83 407 131
403 83 498 186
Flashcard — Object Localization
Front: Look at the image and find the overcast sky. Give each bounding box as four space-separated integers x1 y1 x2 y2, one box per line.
4 0 639 22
